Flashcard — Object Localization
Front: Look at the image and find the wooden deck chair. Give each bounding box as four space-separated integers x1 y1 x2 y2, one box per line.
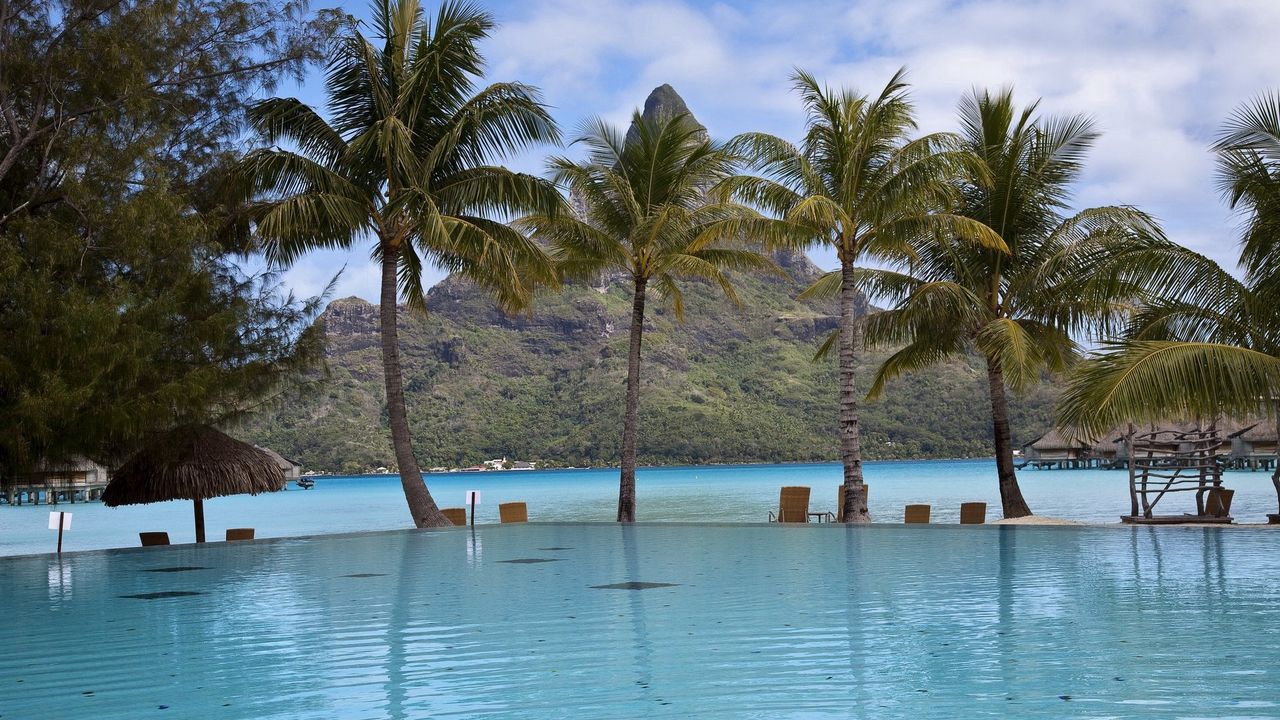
904 504 931 524
225 528 255 541
768 486 810 523
139 532 170 547
1205 488 1234 518
499 502 528 523
833 483 870 522
441 507 467 525
959 502 987 525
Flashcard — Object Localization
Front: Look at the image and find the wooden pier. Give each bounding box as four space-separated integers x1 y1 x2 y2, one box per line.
3 479 108 506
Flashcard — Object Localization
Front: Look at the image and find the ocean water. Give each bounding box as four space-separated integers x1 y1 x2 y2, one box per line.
2 459 1278 557
2 523 1279 719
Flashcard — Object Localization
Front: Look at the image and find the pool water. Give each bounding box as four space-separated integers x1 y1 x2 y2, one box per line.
5 459 1280 556
2 524 1279 718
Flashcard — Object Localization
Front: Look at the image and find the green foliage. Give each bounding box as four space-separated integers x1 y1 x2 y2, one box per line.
242 268 1061 472
0 0 334 480
865 88 1169 394
243 0 563 312
1059 92 1280 437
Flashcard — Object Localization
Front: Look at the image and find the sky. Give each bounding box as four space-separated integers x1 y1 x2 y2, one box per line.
269 0 1280 304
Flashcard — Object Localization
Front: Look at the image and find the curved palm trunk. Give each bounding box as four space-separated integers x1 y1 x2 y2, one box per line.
984 356 1032 518
838 261 870 523
380 245 447 528
617 275 647 522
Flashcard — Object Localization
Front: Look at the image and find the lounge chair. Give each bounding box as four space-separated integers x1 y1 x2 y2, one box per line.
139 532 170 547
442 507 467 525
1204 488 1234 518
904 504 931 524
768 486 810 523
225 528 255 541
499 502 528 523
832 483 870 522
959 502 987 525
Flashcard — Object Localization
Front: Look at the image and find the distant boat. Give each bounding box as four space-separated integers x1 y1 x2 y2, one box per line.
296 478 315 490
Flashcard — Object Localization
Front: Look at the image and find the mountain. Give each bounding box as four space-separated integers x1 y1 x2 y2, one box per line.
238 85 1060 473
243 255 1057 473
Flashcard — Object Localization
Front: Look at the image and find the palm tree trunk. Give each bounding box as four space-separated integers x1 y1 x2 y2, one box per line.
985 356 1032 518
1272 412 1280 519
617 275 647 522
379 244 447 528
838 261 870 523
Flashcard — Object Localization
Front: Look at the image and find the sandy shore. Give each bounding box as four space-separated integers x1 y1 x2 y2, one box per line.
991 515 1085 526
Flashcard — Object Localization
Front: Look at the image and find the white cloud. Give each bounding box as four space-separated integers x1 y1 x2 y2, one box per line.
280 0 1280 300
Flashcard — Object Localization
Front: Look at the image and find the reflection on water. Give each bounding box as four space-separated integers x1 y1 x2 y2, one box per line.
2 524 1279 719
47 559 71 600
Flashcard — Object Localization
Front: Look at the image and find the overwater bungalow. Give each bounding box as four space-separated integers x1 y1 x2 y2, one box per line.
2 456 111 505
1019 430 1093 469
254 445 304 480
1228 422 1279 471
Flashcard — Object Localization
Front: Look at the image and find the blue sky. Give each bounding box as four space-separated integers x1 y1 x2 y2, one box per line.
270 0 1280 304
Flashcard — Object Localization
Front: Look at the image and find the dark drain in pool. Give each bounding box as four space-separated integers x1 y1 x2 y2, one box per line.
537 547 574 551
590 582 679 590
342 573 386 578
498 558 561 564
120 591 204 600
144 566 210 573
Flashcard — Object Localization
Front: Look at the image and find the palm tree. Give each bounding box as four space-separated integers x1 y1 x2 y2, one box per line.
1058 92 1280 517
242 0 561 527
718 70 1002 523
520 110 773 522
861 88 1169 518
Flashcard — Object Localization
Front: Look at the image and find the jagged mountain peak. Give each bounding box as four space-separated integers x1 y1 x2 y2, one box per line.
626 84 706 145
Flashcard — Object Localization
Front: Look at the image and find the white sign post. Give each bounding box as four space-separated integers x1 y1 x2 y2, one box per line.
48 511 71 554
465 490 481 527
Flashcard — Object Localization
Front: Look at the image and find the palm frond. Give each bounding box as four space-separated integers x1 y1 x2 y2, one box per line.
1058 341 1280 437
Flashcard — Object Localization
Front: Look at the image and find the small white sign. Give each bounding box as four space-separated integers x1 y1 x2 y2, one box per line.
465 490 481 505
48 512 72 530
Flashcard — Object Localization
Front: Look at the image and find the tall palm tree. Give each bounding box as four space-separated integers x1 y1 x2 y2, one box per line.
718 69 1002 523
521 111 773 522
1058 92 1280 517
861 88 1169 518
242 0 561 527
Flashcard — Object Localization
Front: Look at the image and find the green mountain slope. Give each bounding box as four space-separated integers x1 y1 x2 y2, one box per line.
241 249 1059 473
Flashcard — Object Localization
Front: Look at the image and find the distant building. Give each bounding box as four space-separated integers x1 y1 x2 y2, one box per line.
1020 430 1091 468
1229 422 1278 470
3 456 111 504
511 461 536 471
255 445 303 480
483 457 507 470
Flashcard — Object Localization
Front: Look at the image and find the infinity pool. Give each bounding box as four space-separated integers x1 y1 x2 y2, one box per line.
2 524 1278 718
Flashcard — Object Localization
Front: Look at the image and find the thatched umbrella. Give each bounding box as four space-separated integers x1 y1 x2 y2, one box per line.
102 425 285 542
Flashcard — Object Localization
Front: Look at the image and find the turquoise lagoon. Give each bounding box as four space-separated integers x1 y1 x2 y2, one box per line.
3 459 1280 556
2 523 1279 718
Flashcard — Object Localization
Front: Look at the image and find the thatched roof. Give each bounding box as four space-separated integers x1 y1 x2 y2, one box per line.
102 425 284 506
255 445 301 471
1229 421 1277 443
1027 429 1089 451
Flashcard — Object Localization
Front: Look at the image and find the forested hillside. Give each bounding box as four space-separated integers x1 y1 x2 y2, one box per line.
241 250 1059 473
